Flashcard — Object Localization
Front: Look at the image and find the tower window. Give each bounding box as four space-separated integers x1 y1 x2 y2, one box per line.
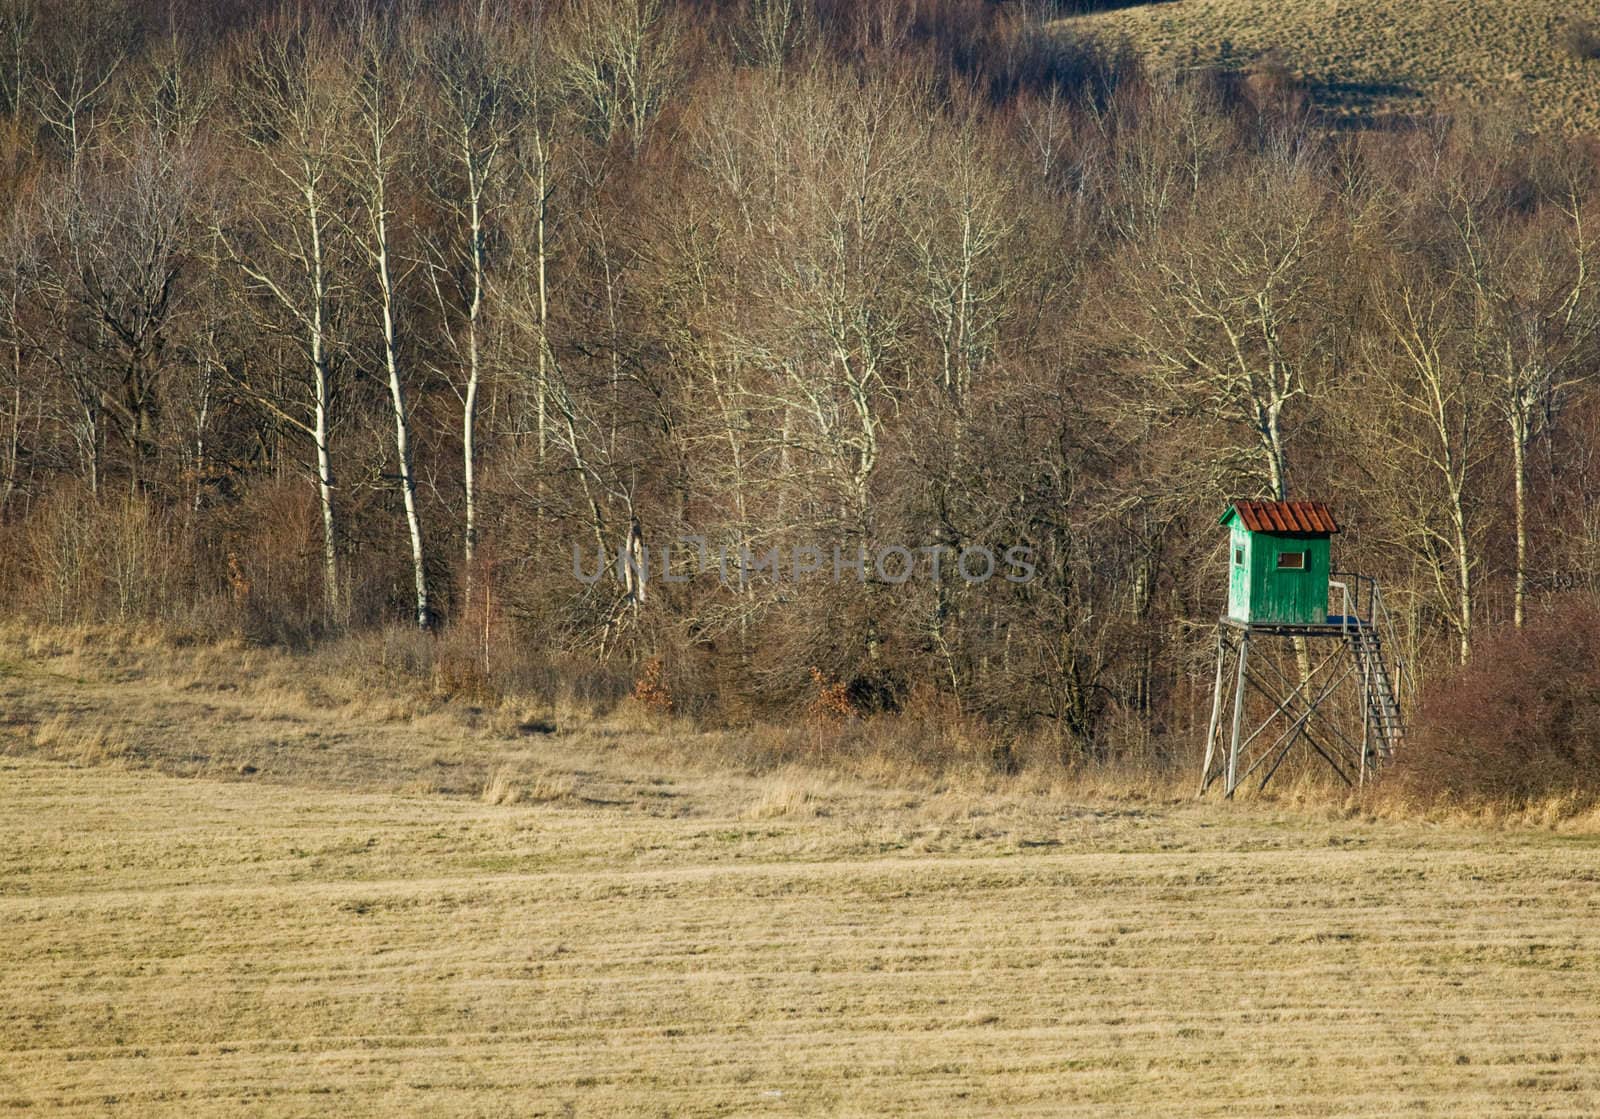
1277 551 1307 570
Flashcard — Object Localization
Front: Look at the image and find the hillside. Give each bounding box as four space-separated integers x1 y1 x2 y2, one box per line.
1066 0 1600 131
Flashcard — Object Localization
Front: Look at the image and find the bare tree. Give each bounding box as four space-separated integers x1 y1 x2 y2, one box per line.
556 0 681 157
218 20 348 622
726 75 920 667
346 17 430 630
0 0 35 125
1364 257 1489 665
1449 175 1599 627
732 0 808 71
1088 76 1234 245
1115 144 1332 502
419 13 518 592
907 114 1019 409
51 133 194 494
497 29 560 470
0 204 41 514
30 12 120 166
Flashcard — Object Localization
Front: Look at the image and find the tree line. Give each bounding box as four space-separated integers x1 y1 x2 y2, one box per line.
5 0 1600 755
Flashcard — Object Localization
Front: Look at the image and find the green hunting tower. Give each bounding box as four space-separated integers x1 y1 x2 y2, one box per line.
1200 501 1406 798
1223 501 1337 626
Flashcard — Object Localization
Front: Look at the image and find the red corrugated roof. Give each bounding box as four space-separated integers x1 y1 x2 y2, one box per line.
1223 500 1339 534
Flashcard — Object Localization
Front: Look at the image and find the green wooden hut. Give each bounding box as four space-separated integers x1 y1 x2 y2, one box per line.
1221 501 1340 626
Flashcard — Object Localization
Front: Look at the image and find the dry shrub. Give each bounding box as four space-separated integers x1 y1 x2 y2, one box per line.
1239 54 1310 120
481 766 522 805
526 772 578 802
632 656 674 715
6 479 331 641
220 479 329 644
431 629 501 706
806 666 854 722
732 683 1028 786
1565 20 1600 61
31 713 131 766
17 483 198 626
1388 602 1600 816
821 0 1143 107
743 773 816 819
307 620 630 720
484 765 576 805
878 684 1020 778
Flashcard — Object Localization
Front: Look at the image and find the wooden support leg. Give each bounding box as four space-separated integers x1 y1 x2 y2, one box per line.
1225 632 1250 798
1199 628 1229 796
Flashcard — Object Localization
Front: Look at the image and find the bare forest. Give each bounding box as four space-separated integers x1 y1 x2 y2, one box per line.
8 0 1600 777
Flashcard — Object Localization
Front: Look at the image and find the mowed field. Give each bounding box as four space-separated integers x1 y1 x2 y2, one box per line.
1067 0 1600 131
4 638 1600 1115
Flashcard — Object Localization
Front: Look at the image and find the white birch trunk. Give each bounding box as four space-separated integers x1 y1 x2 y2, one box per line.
366 99 429 630
535 135 549 467
1512 407 1527 630
461 124 484 584
308 180 341 622
377 222 429 630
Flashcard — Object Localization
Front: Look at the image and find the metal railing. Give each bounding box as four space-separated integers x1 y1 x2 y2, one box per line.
1329 570 1407 746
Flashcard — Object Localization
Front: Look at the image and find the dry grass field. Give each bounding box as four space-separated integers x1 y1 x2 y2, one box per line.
4 633 1600 1115
1066 0 1600 131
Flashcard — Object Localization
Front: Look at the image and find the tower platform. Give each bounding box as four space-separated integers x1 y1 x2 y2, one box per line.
1198 574 1406 797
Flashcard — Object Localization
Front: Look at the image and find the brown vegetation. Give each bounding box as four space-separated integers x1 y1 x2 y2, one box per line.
1565 19 1600 63
8 8 1600 1109
1388 603 1600 815
5 628 1600 1114
0 0 1597 787
1073 0 1600 130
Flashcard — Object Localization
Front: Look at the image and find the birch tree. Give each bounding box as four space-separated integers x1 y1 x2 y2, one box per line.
1452 185 1599 627
347 18 430 630
499 36 559 468
420 15 517 591
556 0 681 157
1365 262 1488 665
219 20 348 621
1116 145 1331 502
907 116 1018 409
0 206 41 514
